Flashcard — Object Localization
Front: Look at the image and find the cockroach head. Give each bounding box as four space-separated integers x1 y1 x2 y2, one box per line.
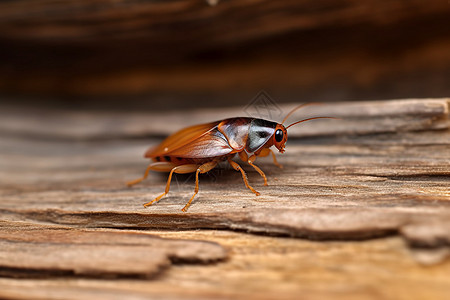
273 124 288 153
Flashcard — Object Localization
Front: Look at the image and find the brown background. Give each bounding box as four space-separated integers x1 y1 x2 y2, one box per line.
1 0 450 110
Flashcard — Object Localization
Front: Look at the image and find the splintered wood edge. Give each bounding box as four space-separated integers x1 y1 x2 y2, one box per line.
0 225 228 278
4 208 450 249
0 224 229 263
0 99 448 139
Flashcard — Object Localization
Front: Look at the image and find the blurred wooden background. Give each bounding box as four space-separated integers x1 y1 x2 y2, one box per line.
0 0 450 109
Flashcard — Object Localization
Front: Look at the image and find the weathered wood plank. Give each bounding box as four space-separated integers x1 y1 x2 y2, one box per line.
0 240 170 278
0 100 448 260
0 222 226 278
0 98 449 299
0 232 449 300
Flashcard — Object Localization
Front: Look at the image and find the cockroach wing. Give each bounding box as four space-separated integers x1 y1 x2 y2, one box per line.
217 118 251 151
145 121 233 158
246 119 277 153
166 130 233 158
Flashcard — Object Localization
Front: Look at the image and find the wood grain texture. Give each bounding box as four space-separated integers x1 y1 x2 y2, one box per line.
0 98 448 139
0 99 449 299
0 232 449 300
0 223 227 279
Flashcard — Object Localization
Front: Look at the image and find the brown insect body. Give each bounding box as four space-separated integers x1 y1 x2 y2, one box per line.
146 117 285 165
127 105 332 212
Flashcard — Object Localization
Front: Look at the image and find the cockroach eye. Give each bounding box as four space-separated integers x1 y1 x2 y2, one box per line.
275 129 283 142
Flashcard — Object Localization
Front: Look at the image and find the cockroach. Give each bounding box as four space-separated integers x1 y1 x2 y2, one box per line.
127 103 334 212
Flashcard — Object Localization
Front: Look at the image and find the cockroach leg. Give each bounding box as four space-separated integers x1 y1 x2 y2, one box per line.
240 151 269 185
143 164 199 208
127 162 177 187
181 161 218 212
227 157 260 196
258 148 283 169
247 155 268 186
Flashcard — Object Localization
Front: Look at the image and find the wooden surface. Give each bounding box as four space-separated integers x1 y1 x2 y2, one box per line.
0 99 449 299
